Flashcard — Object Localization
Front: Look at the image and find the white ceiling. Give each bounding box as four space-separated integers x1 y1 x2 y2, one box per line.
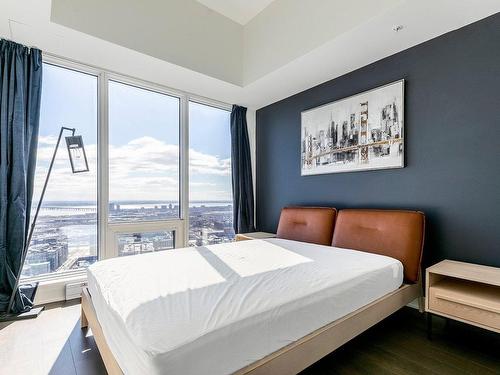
51 0 245 85
196 0 276 25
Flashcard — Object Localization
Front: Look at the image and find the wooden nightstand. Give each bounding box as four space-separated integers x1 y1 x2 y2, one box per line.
425 260 500 337
235 232 276 241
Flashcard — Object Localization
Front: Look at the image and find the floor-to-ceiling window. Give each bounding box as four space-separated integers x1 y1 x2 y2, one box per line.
188 102 233 246
23 57 236 280
108 81 180 222
107 80 182 256
22 63 98 278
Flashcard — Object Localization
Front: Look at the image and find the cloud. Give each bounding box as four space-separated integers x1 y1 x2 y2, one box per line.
33 136 231 202
37 135 58 146
189 148 231 176
189 182 217 187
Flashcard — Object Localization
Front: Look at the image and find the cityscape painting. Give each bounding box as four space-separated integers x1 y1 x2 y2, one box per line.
301 80 404 175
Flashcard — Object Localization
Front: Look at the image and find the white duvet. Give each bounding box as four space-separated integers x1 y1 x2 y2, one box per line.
87 238 403 375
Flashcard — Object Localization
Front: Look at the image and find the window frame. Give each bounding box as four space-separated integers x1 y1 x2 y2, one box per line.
107 220 183 258
24 53 232 282
22 57 101 283
105 76 183 258
187 100 233 246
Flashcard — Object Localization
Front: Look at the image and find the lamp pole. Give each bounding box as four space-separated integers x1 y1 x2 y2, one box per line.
5 127 76 316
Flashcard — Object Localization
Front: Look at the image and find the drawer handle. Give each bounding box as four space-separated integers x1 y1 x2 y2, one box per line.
435 293 500 314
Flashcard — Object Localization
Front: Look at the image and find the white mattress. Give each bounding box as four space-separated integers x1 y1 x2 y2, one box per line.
87 238 403 375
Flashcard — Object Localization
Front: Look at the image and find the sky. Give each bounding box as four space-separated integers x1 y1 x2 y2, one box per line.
34 63 232 204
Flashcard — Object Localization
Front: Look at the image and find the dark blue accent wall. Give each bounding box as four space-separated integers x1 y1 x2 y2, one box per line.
256 13 500 268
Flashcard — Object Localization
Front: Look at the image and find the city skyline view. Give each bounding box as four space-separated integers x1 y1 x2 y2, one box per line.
23 63 234 279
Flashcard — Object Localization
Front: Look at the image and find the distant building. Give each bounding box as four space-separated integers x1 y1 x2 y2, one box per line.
24 201 235 276
24 234 68 277
27 262 51 276
72 256 98 269
109 203 120 211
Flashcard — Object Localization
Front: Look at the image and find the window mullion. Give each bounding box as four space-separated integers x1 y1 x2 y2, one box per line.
180 95 189 248
99 72 111 259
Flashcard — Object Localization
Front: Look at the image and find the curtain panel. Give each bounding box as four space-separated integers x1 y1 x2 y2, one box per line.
0 39 42 313
230 105 255 234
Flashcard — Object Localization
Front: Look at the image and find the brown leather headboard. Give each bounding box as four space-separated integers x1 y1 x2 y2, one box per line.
276 207 337 246
331 209 425 283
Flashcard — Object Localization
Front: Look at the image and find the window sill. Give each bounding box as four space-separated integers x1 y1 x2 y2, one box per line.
22 268 87 284
26 271 88 305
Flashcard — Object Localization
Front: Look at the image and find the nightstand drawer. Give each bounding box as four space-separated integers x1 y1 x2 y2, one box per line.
428 280 500 331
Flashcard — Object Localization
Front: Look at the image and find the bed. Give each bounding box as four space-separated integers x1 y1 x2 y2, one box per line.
81 208 425 375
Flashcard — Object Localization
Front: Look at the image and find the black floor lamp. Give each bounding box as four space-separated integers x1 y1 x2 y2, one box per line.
0 127 89 322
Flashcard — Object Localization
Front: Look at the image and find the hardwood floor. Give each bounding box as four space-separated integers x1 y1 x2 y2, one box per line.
1 302 499 375
0 301 105 375
301 308 500 375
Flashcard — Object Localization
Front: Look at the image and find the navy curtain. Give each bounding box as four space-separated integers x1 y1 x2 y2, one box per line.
0 40 42 314
230 105 255 234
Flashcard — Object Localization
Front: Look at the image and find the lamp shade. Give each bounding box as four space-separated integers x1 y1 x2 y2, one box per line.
65 135 89 173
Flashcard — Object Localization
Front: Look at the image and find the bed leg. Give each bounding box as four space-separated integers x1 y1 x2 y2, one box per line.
81 302 88 329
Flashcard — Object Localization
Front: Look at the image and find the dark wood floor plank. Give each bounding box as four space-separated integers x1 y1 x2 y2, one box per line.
371 337 469 375
358 345 442 375
69 323 107 375
374 326 499 375
47 339 77 375
428 320 500 370
384 311 500 372
301 308 500 375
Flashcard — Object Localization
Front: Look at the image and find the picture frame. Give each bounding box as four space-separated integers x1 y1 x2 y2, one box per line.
301 80 404 175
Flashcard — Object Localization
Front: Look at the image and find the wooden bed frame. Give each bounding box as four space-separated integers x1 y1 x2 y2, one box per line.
81 208 425 374
81 282 423 375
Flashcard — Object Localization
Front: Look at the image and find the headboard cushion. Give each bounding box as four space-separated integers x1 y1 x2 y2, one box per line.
277 207 337 246
332 209 425 283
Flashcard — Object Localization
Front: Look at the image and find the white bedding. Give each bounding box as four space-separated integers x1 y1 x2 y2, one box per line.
87 238 403 375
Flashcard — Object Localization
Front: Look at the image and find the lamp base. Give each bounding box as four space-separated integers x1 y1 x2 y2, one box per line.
0 306 44 322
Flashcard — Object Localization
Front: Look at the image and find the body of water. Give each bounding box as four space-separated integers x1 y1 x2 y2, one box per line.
35 201 232 216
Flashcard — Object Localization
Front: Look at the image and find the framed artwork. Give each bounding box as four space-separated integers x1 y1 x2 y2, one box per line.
301 80 404 175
